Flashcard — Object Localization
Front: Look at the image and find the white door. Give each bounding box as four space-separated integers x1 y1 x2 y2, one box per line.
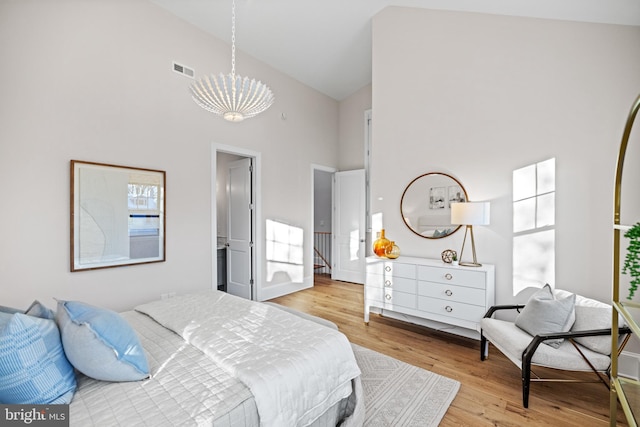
332 169 366 284
227 158 253 299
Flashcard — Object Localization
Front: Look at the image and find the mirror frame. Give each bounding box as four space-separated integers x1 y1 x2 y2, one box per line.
70 160 166 272
400 172 468 239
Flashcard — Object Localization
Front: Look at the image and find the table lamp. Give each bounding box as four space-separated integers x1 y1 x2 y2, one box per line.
451 202 490 267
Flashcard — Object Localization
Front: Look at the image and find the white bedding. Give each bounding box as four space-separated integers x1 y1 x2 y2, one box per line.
70 310 258 426
135 291 361 427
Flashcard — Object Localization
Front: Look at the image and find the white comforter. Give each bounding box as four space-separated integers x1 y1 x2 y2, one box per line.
135 291 361 427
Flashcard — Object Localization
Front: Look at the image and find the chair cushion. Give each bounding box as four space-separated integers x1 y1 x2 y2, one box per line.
555 289 618 355
0 312 76 404
481 317 612 371
56 300 149 382
515 284 576 348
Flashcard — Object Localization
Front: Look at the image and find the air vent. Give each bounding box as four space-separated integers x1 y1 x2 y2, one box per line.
173 61 194 79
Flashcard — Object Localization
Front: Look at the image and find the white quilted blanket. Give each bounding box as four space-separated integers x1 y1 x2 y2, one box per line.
70 311 257 426
135 291 361 427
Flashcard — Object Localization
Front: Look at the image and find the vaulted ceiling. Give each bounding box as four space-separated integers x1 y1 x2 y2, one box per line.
151 0 640 100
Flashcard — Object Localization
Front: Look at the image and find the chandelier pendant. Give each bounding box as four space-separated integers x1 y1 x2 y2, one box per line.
190 0 274 121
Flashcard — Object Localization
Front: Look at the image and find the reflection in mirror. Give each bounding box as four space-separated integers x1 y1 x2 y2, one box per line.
71 160 166 271
400 172 467 239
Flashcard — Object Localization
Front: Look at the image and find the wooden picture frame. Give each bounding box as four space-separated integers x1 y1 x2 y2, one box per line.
71 160 166 271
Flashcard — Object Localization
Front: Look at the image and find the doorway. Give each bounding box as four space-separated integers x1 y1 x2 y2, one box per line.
312 166 335 278
312 165 366 285
213 145 261 300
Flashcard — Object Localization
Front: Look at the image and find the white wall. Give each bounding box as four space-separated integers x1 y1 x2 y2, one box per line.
338 84 372 171
371 7 640 305
0 0 339 311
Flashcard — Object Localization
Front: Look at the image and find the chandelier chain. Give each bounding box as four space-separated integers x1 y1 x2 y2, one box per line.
231 0 236 77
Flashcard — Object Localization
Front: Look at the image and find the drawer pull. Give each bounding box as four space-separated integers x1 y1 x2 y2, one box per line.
445 289 453 296
385 294 392 300
445 273 453 280
445 306 453 313
384 280 392 287
385 266 392 272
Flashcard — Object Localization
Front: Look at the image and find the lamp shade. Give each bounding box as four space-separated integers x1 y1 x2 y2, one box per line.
451 202 490 226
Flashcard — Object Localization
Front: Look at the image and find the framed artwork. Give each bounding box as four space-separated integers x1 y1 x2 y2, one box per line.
448 185 466 206
429 186 446 209
71 160 166 271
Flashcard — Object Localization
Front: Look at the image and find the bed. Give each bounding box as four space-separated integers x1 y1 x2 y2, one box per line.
0 290 364 426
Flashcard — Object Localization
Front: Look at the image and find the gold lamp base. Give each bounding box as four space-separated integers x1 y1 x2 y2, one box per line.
459 225 482 267
459 261 482 267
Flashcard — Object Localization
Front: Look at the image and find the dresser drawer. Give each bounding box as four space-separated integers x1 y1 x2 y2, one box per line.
417 266 485 289
417 281 485 306
365 286 416 310
367 261 416 279
366 274 416 293
417 296 486 323
364 256 494 339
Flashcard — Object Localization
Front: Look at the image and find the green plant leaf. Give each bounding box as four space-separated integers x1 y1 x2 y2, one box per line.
623 222 640 300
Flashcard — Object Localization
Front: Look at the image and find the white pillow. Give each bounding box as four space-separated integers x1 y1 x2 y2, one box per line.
515 284 576 348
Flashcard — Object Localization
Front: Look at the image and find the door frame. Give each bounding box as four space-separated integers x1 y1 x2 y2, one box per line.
364 109 372 255
211 144 262 300
310 164 337 281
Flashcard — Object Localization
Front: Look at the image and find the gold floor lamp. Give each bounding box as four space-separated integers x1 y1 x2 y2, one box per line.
451 202 490 267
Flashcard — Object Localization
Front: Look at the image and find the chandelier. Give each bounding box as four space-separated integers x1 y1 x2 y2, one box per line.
190 0 274 122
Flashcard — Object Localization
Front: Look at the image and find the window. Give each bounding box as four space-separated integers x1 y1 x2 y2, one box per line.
512 158 555 295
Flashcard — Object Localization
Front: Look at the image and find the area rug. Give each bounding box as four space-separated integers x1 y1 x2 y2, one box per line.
351 344 460 426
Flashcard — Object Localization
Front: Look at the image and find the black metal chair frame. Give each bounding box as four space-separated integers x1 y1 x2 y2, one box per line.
480 304 632 408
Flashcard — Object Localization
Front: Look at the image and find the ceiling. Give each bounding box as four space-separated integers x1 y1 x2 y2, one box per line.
150 0 640 101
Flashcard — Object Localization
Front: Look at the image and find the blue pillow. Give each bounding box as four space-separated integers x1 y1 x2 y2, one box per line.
56 300 149 382
0 300 54 318
0 305 23 315
25 300 55 320
0 312 76 404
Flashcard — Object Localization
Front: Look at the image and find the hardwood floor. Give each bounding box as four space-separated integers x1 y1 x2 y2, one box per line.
269 275 628 426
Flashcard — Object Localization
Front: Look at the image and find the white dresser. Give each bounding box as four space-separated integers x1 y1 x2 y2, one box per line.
365 256 495 339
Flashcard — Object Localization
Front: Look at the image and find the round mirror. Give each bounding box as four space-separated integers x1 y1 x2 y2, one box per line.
400 172 468 239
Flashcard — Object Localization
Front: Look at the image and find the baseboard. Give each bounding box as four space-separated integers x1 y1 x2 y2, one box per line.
618 351 640 380
257 275 313 301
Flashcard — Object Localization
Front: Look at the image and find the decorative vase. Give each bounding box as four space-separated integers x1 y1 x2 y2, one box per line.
441 249 457 264
385 241 400 259
373 229 392 257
